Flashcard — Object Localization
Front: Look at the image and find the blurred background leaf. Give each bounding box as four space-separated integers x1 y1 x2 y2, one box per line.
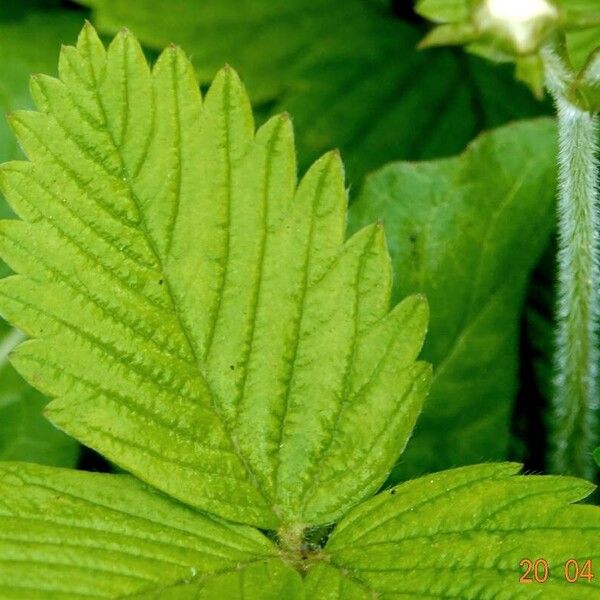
511 243 556 472
0 255 79 466
350 119 557 480
76 0 550 186
0 315 79 465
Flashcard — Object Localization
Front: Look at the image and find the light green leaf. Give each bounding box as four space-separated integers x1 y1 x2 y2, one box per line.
350 119 557 479
559 0 600 72
568 47 600 112
0 462 302 599
125 562 303 600
567 28 600 70
75 0 548 184
416 0 469 23
0 24 430 530
306 463 600 599
0 320 78 466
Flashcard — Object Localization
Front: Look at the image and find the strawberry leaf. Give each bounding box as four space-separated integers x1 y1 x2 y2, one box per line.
0 462 302 599
306 463 600 598
1 26 600 600
0 24 430 530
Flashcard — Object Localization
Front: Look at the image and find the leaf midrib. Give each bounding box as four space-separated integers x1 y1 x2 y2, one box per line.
79 40 277 522
271 154 331 505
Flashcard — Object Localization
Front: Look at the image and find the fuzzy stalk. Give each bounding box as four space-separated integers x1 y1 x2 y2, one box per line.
542 48 600 478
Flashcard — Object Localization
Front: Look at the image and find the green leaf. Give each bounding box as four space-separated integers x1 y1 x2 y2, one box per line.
75 0 548 184
568 47 600 112
305 463 600 599
594 447 600 465
350 119 557 479
567 28 600 70
0 321 78 466
0 24 430 530
557 0 600 72
0 462 302 599
416 0 469 23
7 462 597 598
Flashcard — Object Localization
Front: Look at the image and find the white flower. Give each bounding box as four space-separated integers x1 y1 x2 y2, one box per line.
474 0 560 54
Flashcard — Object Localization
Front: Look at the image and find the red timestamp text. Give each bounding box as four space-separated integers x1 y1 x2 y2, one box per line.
519 558 594 583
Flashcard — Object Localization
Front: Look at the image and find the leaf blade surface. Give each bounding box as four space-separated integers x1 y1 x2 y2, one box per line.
0 462 302 600
0 25 429 529
76 0 549 184
306 463 600 599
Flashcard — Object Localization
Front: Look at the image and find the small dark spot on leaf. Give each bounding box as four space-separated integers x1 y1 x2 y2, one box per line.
409 233 419 260
230 365 235 370
158 279 164 285
390 489 396 495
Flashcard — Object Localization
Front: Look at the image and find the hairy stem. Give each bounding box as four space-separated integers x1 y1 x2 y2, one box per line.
542 48 600 478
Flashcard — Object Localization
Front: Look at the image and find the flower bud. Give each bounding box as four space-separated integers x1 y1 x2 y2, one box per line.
473 0 560 55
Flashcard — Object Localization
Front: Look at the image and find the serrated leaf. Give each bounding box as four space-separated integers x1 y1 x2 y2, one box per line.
0 462 302 599
0 24 430 530
305 463 600 599
75 0 548 184
350 119 557 479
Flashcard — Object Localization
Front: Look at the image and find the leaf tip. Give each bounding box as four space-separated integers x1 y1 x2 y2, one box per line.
80 19 100 40
211 63 246 95
420 360 433 382
218 62 242 83
412 292 430 323
416 36 430 50
320 148 343 173
77 19 104 55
